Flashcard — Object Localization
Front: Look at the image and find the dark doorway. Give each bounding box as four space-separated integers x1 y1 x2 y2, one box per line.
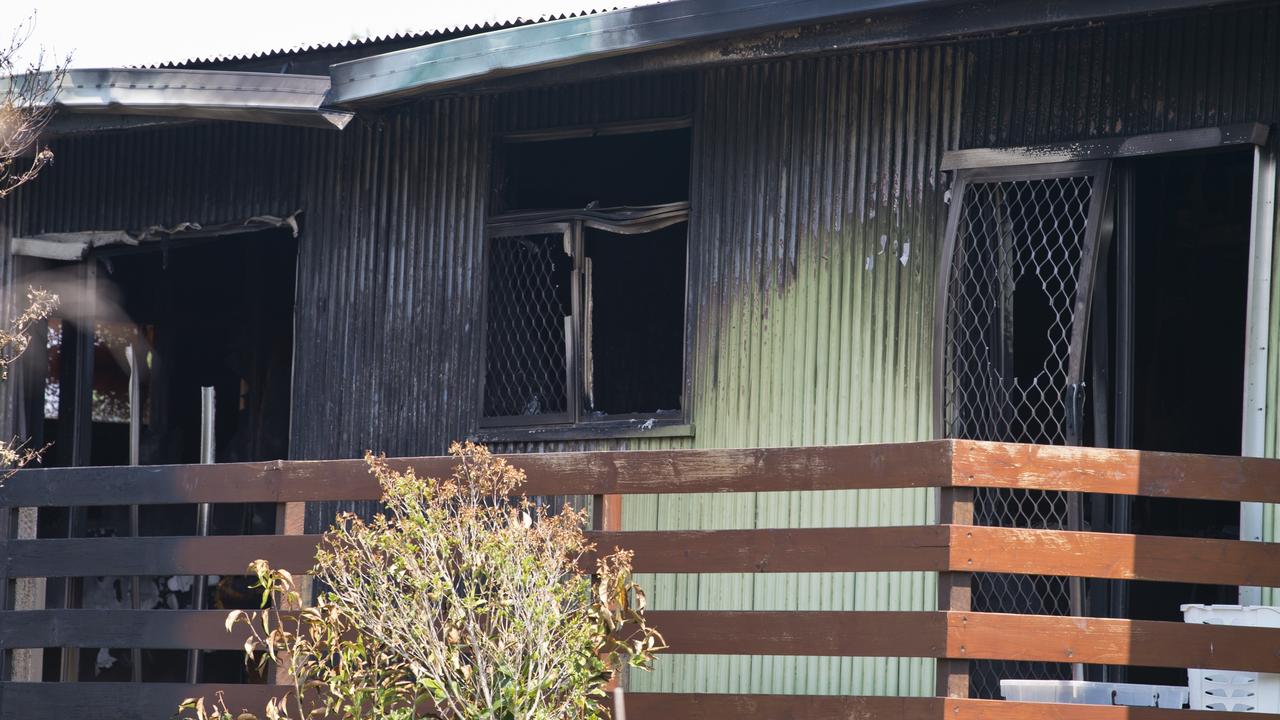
31 227 297 684
1109 148 1254 683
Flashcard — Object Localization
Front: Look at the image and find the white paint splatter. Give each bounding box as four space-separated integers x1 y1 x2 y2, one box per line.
879 234 888 254
865 255 874 271
900 241 911 266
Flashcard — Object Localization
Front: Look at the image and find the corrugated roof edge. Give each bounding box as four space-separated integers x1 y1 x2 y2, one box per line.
326 0 1252 107
327 0 941 105
148 8 619 70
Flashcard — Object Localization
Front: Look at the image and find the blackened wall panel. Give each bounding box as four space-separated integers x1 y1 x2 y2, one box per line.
288 97 492 530
960 2 1280 148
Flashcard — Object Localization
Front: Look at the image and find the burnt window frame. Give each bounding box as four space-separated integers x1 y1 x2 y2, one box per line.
480 205 692 436
479 117 695 439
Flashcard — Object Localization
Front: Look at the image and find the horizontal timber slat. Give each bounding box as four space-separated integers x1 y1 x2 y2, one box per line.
6 441 1280 508
0 682 290 720
1 534 321 577
2 526 950 578
0 688 1272 720
8 524 1274 588
588 525 952 573
625 694 942 720
941 699 1268 720
951 441 1280 504
951 612 1280 673
624 695 1271 720
9 609 1278 674
0 610 951 656
950 526 1280 587
0 610 269 650
645 610 948 657
0 442 952 507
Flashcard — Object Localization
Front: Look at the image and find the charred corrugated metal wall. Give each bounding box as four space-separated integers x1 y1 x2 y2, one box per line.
618 49 961 695
3 0 1280 695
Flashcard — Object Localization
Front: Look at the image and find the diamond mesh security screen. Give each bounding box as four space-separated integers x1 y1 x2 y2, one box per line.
940 169 1105 699
484 232 572 421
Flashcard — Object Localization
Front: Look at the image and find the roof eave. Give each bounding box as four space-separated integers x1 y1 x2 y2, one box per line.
327 0 1254 107
326 0 942 106
6 68 352 131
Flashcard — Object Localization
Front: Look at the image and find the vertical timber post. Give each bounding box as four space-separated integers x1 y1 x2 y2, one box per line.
272 495 310 687
936 486 973 698
0 504 12 681
592 491 623 691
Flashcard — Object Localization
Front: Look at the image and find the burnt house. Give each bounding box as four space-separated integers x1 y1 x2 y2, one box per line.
2 0 1280 701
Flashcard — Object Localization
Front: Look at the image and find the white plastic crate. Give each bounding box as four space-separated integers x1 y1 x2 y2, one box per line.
1182 605 1280 713
1000 680 1189 708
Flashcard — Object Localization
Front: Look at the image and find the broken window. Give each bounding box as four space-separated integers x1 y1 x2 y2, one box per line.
484 121 691 431
936 161 1111 699
482 213 688 429
939 167 1107 446
483 227 574 423
582 223 686 417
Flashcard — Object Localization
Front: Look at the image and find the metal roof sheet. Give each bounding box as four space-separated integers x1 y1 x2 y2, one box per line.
326 0 1250 106
151 8 629 70
4 68 352 131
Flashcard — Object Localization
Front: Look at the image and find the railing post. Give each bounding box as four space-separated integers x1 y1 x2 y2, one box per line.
591 492 622 692
936 487 973 699
273 498 310 687
0 504 12 681
11 506 44 681
591 494 622 534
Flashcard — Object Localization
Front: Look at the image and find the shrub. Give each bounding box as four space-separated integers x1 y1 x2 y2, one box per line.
184 442 663 720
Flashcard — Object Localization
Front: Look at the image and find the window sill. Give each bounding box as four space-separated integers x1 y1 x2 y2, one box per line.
472 420 694 443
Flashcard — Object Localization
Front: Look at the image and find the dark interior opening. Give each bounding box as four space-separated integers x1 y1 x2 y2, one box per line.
33 227 297 683
583 223 687 417
494 127 691 212
1122 148 1253 683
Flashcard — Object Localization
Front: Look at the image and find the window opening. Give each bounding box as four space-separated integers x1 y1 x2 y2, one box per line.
484 121 691 432
494 127 691 212
582 224 686 417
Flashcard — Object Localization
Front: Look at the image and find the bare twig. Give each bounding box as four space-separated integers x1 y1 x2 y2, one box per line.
0 287 58 481
0 12 70 199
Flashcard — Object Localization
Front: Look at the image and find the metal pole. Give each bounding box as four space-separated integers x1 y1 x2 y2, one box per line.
1240 144 1276 606
612 687 626 720
60 262 97 683
127 346 143 682
187 386 215 683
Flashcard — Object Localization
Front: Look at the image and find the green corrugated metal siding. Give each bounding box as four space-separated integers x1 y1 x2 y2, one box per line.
620 46 965 695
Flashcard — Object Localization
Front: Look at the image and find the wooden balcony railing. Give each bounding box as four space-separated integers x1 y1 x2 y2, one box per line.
1 440 1279 719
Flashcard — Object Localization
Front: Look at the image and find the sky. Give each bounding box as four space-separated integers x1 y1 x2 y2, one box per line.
2 0 656 69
